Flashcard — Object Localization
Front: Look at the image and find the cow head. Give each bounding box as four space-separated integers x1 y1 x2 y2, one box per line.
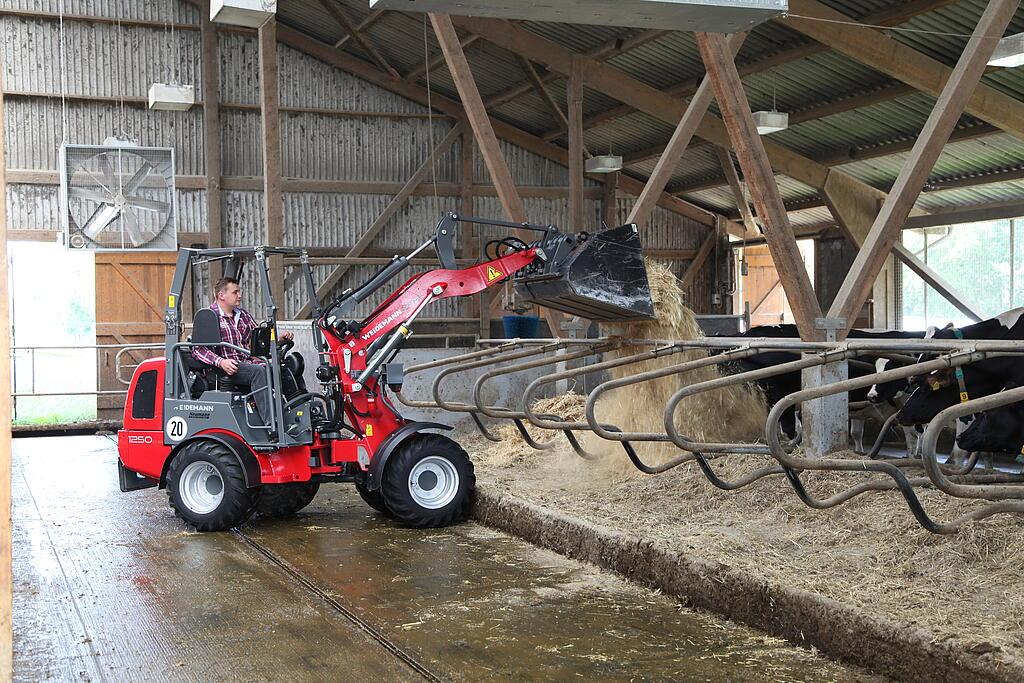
957 399 1024 454
898 368 960 425
868 358 906 404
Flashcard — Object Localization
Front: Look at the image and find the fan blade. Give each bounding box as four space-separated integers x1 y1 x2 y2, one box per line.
124 161 155 194
126 196 170 213
81 203 121 239
98 153 116 193
68 186 116 204
121 209 145 247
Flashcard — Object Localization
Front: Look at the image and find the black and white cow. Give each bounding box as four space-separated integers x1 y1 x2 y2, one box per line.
956 392 1024 457
724 324 926 449
899 307 1024 426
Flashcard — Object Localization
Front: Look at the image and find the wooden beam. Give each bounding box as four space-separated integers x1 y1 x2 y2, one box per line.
627 32 746 228
335 8 386 48
483 28 669 114
259 18 285 305
893 243 983 322
782 0 1024 141
567 55 585 232
431 13 563 334
317 0 399 78
0 43 11 681
679 228 718 291
827 0 1017 334
295 124 464 319
696 31 823 340
519 57 569 133
409 34 483 82
201 0 222 276
715 146 759 239
273 23 724 229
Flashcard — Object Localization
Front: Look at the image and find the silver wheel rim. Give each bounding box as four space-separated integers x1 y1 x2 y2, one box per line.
179 461 225 515
408 456 459 510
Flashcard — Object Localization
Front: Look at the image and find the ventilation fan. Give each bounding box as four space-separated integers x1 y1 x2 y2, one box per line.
60 141 177 250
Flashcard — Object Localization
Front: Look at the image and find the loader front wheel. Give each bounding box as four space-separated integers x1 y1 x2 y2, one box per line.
256 482 320 519
166 440 260 532
381 434 475 528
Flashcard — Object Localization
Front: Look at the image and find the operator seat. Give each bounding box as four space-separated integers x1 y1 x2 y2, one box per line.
191 308 234 393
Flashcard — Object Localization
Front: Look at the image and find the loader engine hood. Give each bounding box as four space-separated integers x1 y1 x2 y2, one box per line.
513 223 655 322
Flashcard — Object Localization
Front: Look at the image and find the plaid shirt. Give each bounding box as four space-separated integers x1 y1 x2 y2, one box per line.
191 303 264 368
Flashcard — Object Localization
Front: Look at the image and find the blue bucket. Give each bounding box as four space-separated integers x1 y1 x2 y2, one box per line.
502 314 540 339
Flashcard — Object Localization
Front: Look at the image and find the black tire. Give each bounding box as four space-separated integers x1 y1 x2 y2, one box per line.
166 440 261 532
355 480 389 514
256 481 320 519
381 433 475 528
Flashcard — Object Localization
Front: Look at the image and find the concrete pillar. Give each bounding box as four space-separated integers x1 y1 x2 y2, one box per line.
800 359 849 456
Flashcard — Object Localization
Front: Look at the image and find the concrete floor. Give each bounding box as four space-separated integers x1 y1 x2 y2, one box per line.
13 435 877 682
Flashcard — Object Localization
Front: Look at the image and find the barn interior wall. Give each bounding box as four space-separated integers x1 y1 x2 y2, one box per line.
3 1 716 321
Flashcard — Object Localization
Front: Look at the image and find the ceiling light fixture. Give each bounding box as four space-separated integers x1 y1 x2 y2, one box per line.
988 33 1024 68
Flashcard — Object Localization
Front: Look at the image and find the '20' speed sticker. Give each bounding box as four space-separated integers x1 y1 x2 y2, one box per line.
165 416 188 442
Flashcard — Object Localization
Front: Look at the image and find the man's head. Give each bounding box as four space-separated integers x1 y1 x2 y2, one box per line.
214 277 242 313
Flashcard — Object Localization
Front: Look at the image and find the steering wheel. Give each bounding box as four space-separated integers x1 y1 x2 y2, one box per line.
277 337 295 356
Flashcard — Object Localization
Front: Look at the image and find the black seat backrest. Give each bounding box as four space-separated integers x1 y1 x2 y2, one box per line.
192 308 221 345
190 308 233 392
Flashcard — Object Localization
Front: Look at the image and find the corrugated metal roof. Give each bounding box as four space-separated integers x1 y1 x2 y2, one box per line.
277 0 1024 224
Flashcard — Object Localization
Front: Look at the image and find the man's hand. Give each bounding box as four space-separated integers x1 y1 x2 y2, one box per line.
280 331 294 341
219 358 239 375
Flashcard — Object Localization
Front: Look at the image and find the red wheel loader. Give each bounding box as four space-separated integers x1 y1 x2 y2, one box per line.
117 213 653 531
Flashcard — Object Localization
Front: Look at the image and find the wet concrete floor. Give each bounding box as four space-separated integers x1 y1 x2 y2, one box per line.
14 435 880 682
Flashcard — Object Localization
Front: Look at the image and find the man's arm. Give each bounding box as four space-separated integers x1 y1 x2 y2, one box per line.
191 345 223 368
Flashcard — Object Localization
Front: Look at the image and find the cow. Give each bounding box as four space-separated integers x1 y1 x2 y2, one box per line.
956 392 1024 457
723 324 926 450
898 307 1024 426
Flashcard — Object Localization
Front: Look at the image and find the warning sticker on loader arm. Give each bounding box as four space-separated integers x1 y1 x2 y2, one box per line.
486 266 504 282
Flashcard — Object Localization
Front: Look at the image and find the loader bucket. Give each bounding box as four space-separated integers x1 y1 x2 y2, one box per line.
513 223 655 322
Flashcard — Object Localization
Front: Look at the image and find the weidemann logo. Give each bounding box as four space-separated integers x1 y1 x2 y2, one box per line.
175 403 215 412
360 310 404 341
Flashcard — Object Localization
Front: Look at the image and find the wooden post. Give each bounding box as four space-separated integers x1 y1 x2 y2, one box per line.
627 32 746 228
567 55 585 232
460 132 489 338
0 46 12 678
715 146 758 239
601 171 618 228
827 0 1017 333
430 13 562 336
259 19 285 312
695 32 822 341
201 1 221 279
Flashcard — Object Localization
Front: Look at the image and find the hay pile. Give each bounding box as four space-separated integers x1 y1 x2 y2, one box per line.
595 259 767 470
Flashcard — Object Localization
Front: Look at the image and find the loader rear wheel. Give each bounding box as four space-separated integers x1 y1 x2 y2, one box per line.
166 440 260 532
256 482 320 519
381 434 475 528
355 481 389 514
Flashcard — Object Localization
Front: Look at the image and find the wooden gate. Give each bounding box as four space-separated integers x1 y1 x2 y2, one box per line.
95 252 177 420
740 245 791 327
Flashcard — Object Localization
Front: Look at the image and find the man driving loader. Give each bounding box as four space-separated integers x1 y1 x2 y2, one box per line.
191 276 299 426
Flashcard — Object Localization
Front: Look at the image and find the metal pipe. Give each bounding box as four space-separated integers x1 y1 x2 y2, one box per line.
919 385 1024 500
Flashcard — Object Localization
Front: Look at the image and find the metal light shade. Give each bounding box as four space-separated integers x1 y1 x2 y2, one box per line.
585 155 623 174
211 0 277 28
988 33 1024 68
369 0 787 33
753 110 789 135
148 84 195 111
